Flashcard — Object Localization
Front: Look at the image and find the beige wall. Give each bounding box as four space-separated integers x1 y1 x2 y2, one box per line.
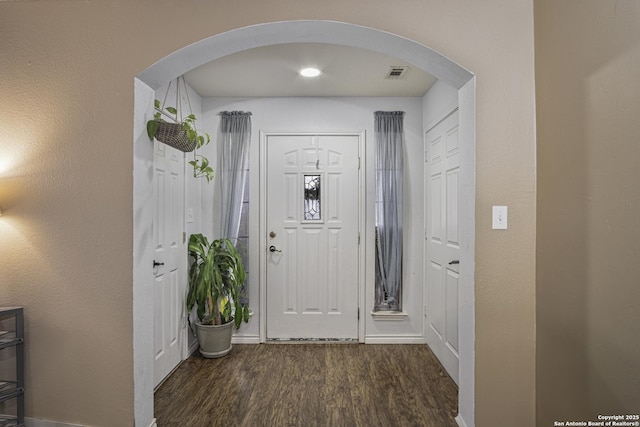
535 0 640 424
0 1 536 425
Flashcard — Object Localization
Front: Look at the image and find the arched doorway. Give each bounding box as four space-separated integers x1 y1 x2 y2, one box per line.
134 20 476 427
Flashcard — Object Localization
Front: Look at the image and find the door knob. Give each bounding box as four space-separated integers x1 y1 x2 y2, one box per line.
448 260 459 265
153 260 165 267
269 245 282 253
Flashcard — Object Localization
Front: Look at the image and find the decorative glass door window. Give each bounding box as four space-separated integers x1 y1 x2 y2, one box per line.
303 174 321 220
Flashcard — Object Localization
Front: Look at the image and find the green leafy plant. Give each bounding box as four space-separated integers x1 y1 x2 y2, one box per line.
147 99 214 183
187 233 250 328
188 154 214 183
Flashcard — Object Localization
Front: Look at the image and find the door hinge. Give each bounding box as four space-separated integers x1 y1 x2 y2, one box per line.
358 157 361 169
358 232 361 245
183 231 186 244
358 308 360 320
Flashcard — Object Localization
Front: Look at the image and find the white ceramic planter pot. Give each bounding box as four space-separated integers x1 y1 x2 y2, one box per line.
195 319 234 358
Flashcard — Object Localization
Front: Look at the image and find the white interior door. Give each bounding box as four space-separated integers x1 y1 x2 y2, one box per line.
153 141 185 387
425 110 460 385
265 134 360 340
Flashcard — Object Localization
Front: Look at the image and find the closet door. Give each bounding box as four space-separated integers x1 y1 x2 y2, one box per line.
153 140 186 387
425 111 460 385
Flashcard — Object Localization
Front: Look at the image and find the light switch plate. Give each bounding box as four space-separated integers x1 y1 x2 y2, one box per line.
492 206 508 229
187 208 194 224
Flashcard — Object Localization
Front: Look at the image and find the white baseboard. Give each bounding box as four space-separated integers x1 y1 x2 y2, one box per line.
456 414 469 427
196 335 427 345
364 335 426 344
188 335 258 358
26 416 157 427
188 339 199 356
26 418 90 427
232 334 260 344
199 335 424 345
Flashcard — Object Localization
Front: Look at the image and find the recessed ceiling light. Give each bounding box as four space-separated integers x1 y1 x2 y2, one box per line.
300 67 321 78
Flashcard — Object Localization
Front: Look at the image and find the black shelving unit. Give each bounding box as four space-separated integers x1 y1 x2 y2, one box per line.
0 308 24 427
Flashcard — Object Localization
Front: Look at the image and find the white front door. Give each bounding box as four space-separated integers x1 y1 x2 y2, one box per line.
425 110 461 385
153 140 185 387
265 134 360 340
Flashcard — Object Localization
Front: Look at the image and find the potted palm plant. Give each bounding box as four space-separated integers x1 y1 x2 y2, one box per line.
187 233 250 358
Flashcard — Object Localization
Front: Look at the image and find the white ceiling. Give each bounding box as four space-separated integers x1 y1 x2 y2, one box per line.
183 43 437 98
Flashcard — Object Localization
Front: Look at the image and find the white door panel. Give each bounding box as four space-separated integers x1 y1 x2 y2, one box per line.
266 134 360 340
153 141 185 387
425 111 460 384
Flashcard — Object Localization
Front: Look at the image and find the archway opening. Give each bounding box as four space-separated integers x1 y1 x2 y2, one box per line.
134 20 476 427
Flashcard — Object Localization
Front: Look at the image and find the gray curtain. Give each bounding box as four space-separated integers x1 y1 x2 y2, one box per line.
374 111 404 311
217 111 252 241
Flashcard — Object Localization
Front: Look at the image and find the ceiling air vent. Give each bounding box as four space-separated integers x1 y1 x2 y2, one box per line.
385 66 409 79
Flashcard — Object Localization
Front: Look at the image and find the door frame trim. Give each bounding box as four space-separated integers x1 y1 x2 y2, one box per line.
259 131 366 343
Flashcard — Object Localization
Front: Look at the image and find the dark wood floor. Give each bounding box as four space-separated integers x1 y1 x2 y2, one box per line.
154 344 458 427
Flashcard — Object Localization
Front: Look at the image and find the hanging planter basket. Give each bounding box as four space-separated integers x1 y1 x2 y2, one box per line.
145 76 214 182
146 76 205 153
151 121 197 152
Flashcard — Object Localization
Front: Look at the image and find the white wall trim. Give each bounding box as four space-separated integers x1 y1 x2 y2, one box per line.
232 335 261 344
26 418 90 427
132 77 157 427
456 78 476 427
258 130 267 343
357 130 367 344
138 21 473 92
455 414 469 427
188 337 199 356
364 334 426 344
370 311 409 321
424 101 460 133
424 105 459 134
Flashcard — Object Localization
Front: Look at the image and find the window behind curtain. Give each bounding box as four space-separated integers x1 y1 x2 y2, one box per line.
374 111 404 312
